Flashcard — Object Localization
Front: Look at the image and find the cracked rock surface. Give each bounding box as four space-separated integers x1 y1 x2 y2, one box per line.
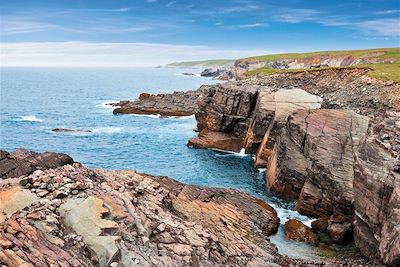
0 156 287 267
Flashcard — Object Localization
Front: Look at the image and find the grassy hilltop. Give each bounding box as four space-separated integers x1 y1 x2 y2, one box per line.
241 48 400 82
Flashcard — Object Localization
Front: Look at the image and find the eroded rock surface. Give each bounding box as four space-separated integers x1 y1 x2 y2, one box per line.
113 90 200 116
353 132 400 266
0 156 286 267
286 109 369 217
0 149 74 180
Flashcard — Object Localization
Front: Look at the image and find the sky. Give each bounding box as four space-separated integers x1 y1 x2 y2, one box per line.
0 0 399 67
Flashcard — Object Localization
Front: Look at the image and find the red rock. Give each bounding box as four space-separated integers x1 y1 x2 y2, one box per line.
353 136 400 266
284 219 319 246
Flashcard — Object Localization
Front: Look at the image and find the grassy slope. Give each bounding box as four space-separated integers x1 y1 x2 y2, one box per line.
241 48 400 62
245 63 400 83
166 59 235 68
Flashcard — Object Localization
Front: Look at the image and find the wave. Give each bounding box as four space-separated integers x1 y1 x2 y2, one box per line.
273 205 313 226
91 127 124 134
129 113 161 118
16 115 43 122
98 100 120 109
210 148 249 158
129 114 195 119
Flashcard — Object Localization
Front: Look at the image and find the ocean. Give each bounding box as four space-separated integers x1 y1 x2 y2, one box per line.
0 67 356 259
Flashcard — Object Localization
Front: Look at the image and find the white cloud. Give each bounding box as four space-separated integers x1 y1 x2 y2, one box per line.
0 42 271 67
354 18 400 37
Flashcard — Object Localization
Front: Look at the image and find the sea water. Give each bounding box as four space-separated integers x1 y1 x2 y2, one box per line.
0 67 357 259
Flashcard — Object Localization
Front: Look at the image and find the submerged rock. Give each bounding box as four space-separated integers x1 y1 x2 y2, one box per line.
52 128 92 133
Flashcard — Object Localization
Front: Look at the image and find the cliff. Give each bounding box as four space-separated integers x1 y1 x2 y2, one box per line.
232 48 400 78
187 68 399 265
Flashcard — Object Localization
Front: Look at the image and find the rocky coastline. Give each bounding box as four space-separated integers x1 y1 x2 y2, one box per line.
1 66 398 266
109 67 399 266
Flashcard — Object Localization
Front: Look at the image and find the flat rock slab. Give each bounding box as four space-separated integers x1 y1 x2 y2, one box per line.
0 186 38 224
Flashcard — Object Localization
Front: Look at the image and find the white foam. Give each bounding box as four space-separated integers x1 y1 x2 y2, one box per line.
210 148 249 157
17 115 43 122
273 205 313 226
99 100 119 109
129 114 161 118
239 148 246 156
91 127 124 134
177 114 195 119
258 168 267 173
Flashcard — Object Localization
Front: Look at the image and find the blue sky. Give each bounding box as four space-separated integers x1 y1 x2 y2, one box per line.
1 0 399 66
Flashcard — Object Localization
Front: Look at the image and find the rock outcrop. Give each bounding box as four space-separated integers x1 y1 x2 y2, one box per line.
200 68 220 77
0 149 74 180
284 219 319 246
113 90 200 116
0 151 288 267
188 82 322 155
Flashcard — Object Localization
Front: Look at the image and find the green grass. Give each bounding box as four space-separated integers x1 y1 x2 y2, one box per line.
245 63 400 83
366 63 400 82
241 48 400 62
166 59 235 68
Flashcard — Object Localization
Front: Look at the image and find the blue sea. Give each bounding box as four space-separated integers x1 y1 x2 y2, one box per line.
0 67 356 259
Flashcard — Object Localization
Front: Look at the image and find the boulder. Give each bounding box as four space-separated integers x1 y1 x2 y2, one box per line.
311 217 329 232
284 219 319 245
326 222 352 244
0 149 74 179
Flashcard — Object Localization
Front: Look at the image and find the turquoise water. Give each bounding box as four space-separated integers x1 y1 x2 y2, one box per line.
0 67 355 260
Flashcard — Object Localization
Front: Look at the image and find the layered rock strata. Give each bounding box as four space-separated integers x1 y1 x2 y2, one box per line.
353 119 400 266
113 90 200 116
188 83 322 157
0 154 289 267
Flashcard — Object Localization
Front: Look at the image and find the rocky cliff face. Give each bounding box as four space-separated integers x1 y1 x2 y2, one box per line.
353 112 400 266
187 71 399 265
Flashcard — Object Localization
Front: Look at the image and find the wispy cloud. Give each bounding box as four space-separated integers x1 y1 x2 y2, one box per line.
0 16 85 35
273 8 400 37
219 4 259 14
166 1 176 8
238 23 265 28
0 42 272 67
354 18 400 37
274 8 320 23
375 9 400 15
